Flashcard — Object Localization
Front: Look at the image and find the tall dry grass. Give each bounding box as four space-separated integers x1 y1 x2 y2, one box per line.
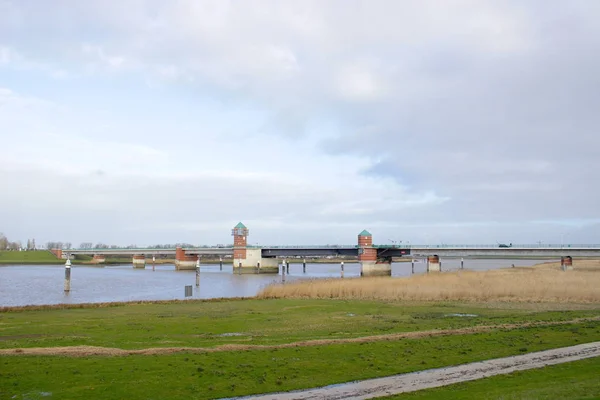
533 258 600 271
258 268 600 303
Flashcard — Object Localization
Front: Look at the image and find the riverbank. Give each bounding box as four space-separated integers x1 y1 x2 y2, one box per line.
0 297 599 399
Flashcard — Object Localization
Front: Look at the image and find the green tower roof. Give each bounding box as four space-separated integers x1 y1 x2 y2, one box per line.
358 229 372 237
234 222 247 229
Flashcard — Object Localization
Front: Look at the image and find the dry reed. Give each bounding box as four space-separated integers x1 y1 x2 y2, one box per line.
258 267 600 303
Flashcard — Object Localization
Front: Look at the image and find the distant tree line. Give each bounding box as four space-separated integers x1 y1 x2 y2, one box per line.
1 235 230 251
77 242 201 249
45 241 72 250
0 233 42 251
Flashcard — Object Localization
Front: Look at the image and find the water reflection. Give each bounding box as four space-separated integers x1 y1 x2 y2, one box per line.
0 258 554 307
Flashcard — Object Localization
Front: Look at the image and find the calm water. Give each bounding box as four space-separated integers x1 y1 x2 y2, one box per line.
0 259 553 307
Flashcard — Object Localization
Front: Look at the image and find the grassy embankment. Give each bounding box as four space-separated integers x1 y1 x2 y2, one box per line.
0 250 65 265
0 251 104 265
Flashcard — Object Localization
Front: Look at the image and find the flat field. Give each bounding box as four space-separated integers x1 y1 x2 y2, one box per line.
1 297 599 399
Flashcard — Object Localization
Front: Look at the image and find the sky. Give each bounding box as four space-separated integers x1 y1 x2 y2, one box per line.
1 0 599 247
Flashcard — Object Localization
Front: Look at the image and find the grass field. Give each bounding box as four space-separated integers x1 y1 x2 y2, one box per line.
385 357 600 399
1 298 599 399
0 250 63 264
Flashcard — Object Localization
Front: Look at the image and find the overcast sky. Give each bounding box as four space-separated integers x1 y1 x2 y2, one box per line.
1 0 599 247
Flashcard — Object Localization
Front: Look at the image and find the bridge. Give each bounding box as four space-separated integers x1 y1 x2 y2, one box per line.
51 222 599 276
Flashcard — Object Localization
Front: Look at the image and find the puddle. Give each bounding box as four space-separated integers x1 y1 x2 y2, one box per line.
445 313 478 318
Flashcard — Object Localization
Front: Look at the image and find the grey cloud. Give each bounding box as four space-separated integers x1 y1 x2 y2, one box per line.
1 0 599 243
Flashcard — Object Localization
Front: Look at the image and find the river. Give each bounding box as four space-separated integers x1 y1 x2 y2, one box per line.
0 258 552 307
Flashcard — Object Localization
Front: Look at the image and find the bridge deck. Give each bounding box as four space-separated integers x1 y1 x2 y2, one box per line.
61 245 600 258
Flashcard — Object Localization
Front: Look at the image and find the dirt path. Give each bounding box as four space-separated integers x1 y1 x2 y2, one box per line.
1 317 598 357
232 342 600 400
2 317 599 357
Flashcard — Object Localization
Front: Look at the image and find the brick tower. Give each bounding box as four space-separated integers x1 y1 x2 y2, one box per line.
358 229 391 276
358 229 376 264
232 222 249 260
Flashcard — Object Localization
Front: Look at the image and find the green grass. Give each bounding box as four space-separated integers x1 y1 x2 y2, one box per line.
0 251 134 265
1 322 599 399
0 250 63 264
0 299 599 399
1 299 599 350
384 357 600 399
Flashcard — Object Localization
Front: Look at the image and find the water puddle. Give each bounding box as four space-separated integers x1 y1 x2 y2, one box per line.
445 313 478 317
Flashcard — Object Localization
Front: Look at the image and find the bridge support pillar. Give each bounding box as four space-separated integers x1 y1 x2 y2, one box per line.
358 230 391 277
561 256 573 271
233 249 278 274
175 247 197 270
361 261 392 276
132 254 146 268
427 255 441 272
92 254 106 264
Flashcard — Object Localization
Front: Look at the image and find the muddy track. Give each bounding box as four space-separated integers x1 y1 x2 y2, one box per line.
231 341 600 400
1 316 598 357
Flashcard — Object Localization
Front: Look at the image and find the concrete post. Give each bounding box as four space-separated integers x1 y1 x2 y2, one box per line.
411 259 414 274
281 260 286 283
64 258 71 292
152 255 156 271
219 256 223 271
341 261 344 278
303 258 306 274
195 257 200 287
461 257 464 269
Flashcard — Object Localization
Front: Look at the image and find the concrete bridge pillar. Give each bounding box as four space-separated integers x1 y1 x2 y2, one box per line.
175 247 197 270
232 222 278 274
132 254 146 268
561 256 573 271
358 230 391 277
92 254 106 264
427 255 441 272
